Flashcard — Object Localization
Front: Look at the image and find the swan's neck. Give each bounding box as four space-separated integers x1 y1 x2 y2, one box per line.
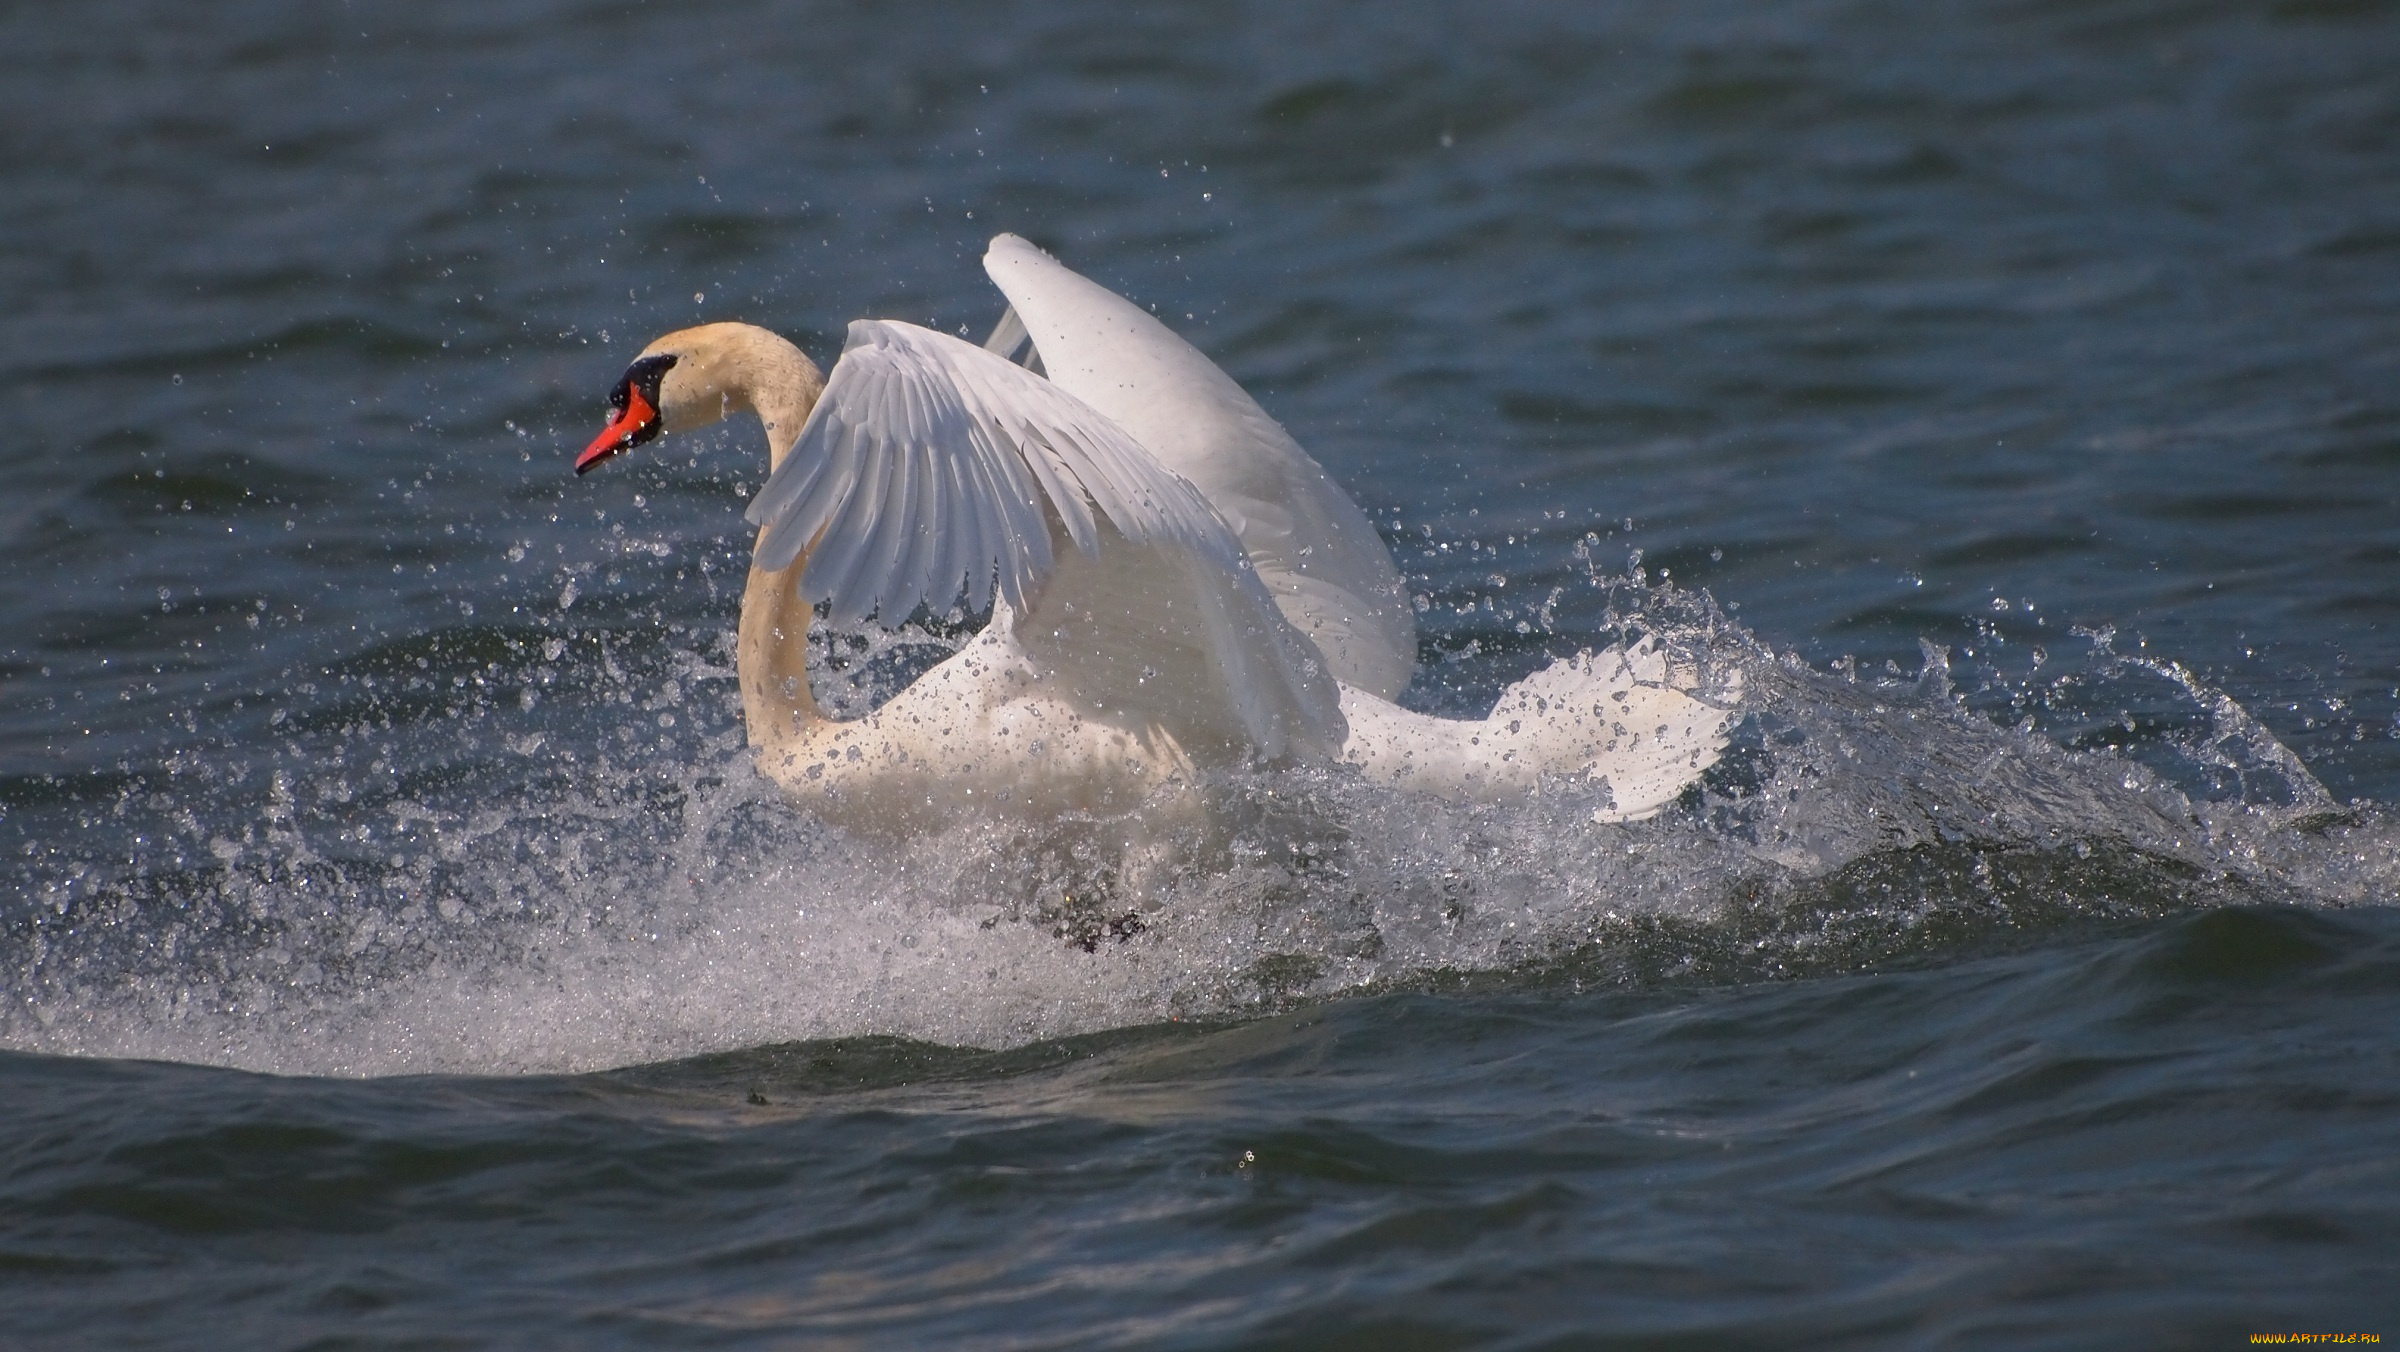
729 338 824 750
691 326 820 749
695 325 821 474
644 322 829 751
739 538 818 751
755 374 816 475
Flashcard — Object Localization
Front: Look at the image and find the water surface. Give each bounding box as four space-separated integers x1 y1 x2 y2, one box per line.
4 0 2399 1344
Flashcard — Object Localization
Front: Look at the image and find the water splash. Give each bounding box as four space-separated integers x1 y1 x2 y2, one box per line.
3 578 2390 1077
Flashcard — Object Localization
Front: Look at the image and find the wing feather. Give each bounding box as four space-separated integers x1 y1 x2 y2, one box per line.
1005 420 1096 555
851 432 922 623
957 363 1097 554
805 425 896 623
890 438 944 619
983 233 1418 699
949 451 1000 613
745 319 1237 624
956 429 1027 611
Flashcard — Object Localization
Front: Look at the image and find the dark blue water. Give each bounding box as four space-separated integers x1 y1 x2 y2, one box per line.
6 0 2400 1344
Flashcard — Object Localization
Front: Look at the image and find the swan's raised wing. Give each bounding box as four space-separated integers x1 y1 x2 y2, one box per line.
983 234 1419 700
745 319 1234 625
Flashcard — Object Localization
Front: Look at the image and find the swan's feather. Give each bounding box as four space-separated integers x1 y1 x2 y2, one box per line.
746 319 1237 625
1336 640 1742 820
983 233 1418 700
980 305 1031 361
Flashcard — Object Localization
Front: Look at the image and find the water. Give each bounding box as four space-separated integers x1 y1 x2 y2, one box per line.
5 0 2399 1343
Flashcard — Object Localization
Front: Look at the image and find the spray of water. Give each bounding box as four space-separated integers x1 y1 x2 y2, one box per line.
5 571 2390 1077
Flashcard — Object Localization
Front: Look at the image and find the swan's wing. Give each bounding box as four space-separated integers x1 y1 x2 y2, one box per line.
982 234 1419 701
981 306 1031 360
745 319 1235 625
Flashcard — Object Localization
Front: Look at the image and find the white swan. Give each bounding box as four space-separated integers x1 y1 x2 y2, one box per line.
574 234 1738 836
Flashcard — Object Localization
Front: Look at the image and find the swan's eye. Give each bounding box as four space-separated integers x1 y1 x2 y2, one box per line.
612 352 679 415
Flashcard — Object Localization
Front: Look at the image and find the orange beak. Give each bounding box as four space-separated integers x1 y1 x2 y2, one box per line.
576 383 659 475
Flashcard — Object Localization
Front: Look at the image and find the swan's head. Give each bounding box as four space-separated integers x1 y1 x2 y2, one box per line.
576 322 824 474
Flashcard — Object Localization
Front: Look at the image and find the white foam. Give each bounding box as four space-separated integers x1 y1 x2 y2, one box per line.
6 616 2390 1078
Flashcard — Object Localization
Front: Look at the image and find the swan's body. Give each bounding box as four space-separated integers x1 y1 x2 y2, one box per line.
741 510 1342 837
577 235 1737 836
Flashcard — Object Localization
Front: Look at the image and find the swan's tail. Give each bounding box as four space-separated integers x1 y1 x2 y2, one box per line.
1337 638 1743 821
